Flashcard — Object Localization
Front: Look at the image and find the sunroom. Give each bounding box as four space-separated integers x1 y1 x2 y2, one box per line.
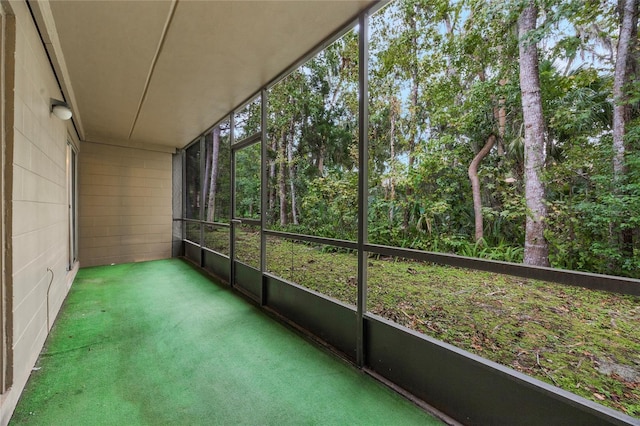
1 0 638 425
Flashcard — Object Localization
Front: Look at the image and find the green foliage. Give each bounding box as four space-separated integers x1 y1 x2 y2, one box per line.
296 171 358 240
185 143 201 220
258 0 638 276
235 143 261 219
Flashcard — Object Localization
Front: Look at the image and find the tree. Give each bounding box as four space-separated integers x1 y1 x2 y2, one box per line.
468 134 496 241
518 1 550 266
234 143 261 219
278 126 287 226
206 126 220 222
185 143 201 219
612 0 637 178
285 95 299 225
257 0 637 275
611 0 638 256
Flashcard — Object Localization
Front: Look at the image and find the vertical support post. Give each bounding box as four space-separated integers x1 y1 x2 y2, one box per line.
172 149 184 258
181 148 186 242
199 135 205 266
260 89 268 305
229 113 236 288
357 11 369 368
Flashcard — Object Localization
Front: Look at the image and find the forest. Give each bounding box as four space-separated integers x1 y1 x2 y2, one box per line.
188 0 640 279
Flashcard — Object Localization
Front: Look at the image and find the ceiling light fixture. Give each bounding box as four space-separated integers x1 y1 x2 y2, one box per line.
51 99 73 120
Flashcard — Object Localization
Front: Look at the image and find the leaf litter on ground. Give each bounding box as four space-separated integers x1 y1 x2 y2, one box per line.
249 236 640 417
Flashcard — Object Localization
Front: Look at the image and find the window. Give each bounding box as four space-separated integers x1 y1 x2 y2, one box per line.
67 142 78 269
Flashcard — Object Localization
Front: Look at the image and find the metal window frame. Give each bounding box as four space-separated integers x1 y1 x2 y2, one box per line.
176 0 639 423
260 89 268 305
229 111 236 288
231 96 262 147
199 136 205 263
356 10 369 367
66 141 78 271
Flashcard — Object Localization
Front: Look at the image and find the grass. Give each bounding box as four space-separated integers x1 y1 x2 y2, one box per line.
253 235 639 417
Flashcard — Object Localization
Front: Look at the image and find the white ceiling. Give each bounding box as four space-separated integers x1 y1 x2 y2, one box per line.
34 0 376 150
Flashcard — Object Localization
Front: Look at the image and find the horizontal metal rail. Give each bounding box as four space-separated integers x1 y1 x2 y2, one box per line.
232 131 261 149
264 229 358 250
202 221 231 228
202 246 230 259
233 218 261 227
365 243 640 296
179 218 231 228
182 221 639 296
181 218 200 223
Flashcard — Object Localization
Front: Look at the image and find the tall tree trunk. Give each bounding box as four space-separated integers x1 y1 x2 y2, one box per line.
317 144 325 175
402 67 418 229
403 6 419 230
518 1 550 267
206 127 220 222
469 135 496 242
287 118 299 225
612 0 637 178
278 129 287 226
408 6 419 170
203 133 212 218
495 79 507 157
612 0 638 257
269 165 276 212
389 96 399 224
269 139 277 214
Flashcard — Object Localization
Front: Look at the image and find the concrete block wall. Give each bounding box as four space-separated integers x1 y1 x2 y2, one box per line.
0 1 173 423
78 142 173 267
1 1 78 424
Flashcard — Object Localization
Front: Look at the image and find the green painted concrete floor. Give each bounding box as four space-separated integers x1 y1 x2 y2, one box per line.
10 259 442 425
